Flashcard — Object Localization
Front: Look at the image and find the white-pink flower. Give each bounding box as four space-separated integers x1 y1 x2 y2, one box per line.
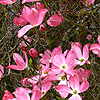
54 75 89 100
72 43 90 66
17 6 48 38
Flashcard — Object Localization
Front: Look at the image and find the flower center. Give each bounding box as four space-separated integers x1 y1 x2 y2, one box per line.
42 91 45 95
80 58 84 62
61 65 67 69
73 90 77 94
61 75 66 81
44 71 47 74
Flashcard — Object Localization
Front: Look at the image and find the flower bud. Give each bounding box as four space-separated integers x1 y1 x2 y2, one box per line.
28 48 38 58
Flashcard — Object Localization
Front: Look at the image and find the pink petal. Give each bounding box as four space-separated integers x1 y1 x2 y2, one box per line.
63 49 69 57
0 65 4 73
21 6 32 22
13 15 27 26
0 0 12 5
52 45 62 54
17 25 33 38
72 45 82 60
65 67 75 76
79 79 89 93
83 43 90 60
2 90 14 100
22 0 40 4
90 44 100 50
97 35 100 44
23 51 28 67
28 8 39 26
13 87 30 100
68 94 82 100
47 14 63 27
7 65 25 70
69 75 79 89
65 51 77 67
31 86 41 100
41 81 52 97
54 85 72 99
13 53 25 67
36 9 48 26
51 53 65 68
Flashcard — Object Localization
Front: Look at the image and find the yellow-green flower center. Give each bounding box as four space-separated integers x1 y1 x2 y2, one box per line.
73 90 77 94
44 72 47 74
61 75 66 81
42 91 45 94
62 65 66 69
80 58 84 62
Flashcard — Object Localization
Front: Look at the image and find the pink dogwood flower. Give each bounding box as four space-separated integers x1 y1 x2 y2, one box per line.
72 43 90 66
80 0 95 6
54 75 89 100
7 51 28 70
90 35 100 57
17 6 48 38
47 11 64 27
0 65 4 80
51 50 77 75
0 0 16 5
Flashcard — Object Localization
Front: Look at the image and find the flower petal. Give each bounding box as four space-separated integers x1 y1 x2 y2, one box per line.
79 79 89 93
17 25 33 38
68 94 82 100
54 85 71 99
13 87 30 100
83 43 89 60
7 65 25 70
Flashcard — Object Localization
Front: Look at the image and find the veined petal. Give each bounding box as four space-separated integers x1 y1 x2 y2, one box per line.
2 90 14 100
28 8 39 26
90 44 100 50
37 9 48 26
17 25 33 38
97 35 100 44
13 87 30 100
21 6 32 22
7 65 25 70
54 85 71 99
65 51 76 67
69 75 79 90
68 94 82 100
51 53 65 68
22 0 40 4
47 14 63 27
79 79 89 93
72 45 82 60
13 53 25 67
31 86 41 100
0 0 12 5
83 43 90 60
